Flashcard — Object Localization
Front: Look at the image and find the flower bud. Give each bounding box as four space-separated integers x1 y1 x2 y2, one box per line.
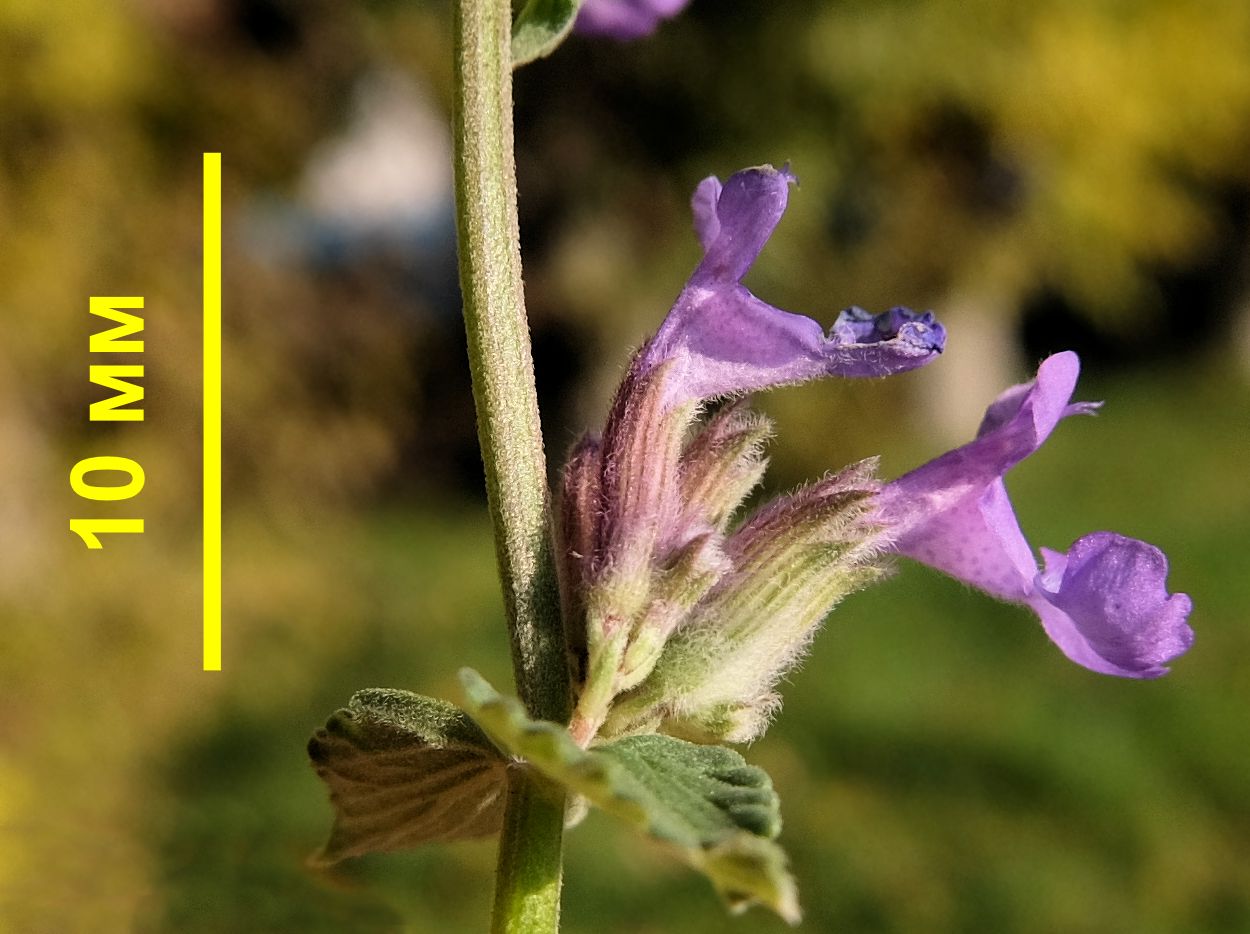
568 358 700 743
597 357 697 595
617 532 732 694
616 460 886 742
676 401 773 535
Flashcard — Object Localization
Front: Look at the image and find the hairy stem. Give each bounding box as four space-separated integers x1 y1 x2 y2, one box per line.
490 769 568 934
452 0 570 930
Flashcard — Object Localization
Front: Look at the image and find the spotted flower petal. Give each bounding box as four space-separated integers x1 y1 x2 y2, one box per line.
880 352 1193 678
575 0 692 39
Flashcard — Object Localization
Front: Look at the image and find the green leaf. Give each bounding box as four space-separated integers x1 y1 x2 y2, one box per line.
512 0 586 67
307 688 509 864
460 668 801 923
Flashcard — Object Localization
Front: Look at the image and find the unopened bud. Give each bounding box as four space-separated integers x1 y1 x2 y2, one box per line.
617 532 732 694
622 460 887 742
677 401 773 535
597 357 697 585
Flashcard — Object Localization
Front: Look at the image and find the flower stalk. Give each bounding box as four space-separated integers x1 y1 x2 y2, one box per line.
452 0 570 929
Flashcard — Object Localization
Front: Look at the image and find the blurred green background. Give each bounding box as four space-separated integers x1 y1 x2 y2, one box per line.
2 1 1249 931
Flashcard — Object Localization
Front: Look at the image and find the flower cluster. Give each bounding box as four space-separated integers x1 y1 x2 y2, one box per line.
557 165 944 744
556 165 1193 748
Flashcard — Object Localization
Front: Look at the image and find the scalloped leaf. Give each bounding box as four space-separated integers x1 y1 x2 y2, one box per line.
460 668 800 923
307 688 508 864
512 0 586 66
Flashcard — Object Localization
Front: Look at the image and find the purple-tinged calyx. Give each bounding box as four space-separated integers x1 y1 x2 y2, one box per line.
574 0 692 39
566 361 699 745
675 400 773 536
879 351 1194 678
607 461 886 743
638 166 945 409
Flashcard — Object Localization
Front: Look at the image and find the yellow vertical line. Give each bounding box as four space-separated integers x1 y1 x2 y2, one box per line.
203 153 222 671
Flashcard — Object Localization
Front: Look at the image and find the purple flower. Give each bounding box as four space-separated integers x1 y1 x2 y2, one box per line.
557 164 946 744
879 351 1194 678
637 166 945 409
575 0 692 39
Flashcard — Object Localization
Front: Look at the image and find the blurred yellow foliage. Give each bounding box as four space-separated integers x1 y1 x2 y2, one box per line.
808 0 1250 315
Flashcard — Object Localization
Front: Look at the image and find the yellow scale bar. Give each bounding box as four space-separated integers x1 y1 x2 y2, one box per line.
203 153 223 671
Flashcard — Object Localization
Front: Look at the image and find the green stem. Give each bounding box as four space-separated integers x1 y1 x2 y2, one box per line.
491 770 568 934
451 0 570 931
